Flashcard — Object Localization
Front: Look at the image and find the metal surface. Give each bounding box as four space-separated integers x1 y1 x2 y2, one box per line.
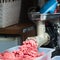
29 12 60 21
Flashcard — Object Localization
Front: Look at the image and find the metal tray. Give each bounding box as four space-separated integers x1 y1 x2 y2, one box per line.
28 12 60 21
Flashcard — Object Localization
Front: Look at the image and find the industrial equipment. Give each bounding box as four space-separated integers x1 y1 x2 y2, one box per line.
27 0 60 48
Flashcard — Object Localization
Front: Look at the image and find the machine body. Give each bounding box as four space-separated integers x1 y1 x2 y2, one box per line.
27 0 58 47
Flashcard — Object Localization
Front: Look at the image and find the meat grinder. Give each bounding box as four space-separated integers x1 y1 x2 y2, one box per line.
26 0 60 48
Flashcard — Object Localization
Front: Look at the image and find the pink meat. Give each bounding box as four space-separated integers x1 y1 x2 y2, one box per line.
3 51 15 60
0 40 44 60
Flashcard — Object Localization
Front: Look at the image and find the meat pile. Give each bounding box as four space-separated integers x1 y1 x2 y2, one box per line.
0 40 44 60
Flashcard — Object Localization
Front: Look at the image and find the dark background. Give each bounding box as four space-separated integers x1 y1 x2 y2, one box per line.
19 0 38 23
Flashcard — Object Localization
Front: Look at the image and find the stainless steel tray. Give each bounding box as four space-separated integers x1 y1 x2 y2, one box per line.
28 12 60 21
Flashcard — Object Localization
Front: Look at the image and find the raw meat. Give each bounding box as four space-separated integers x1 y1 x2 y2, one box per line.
0 40 44 60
